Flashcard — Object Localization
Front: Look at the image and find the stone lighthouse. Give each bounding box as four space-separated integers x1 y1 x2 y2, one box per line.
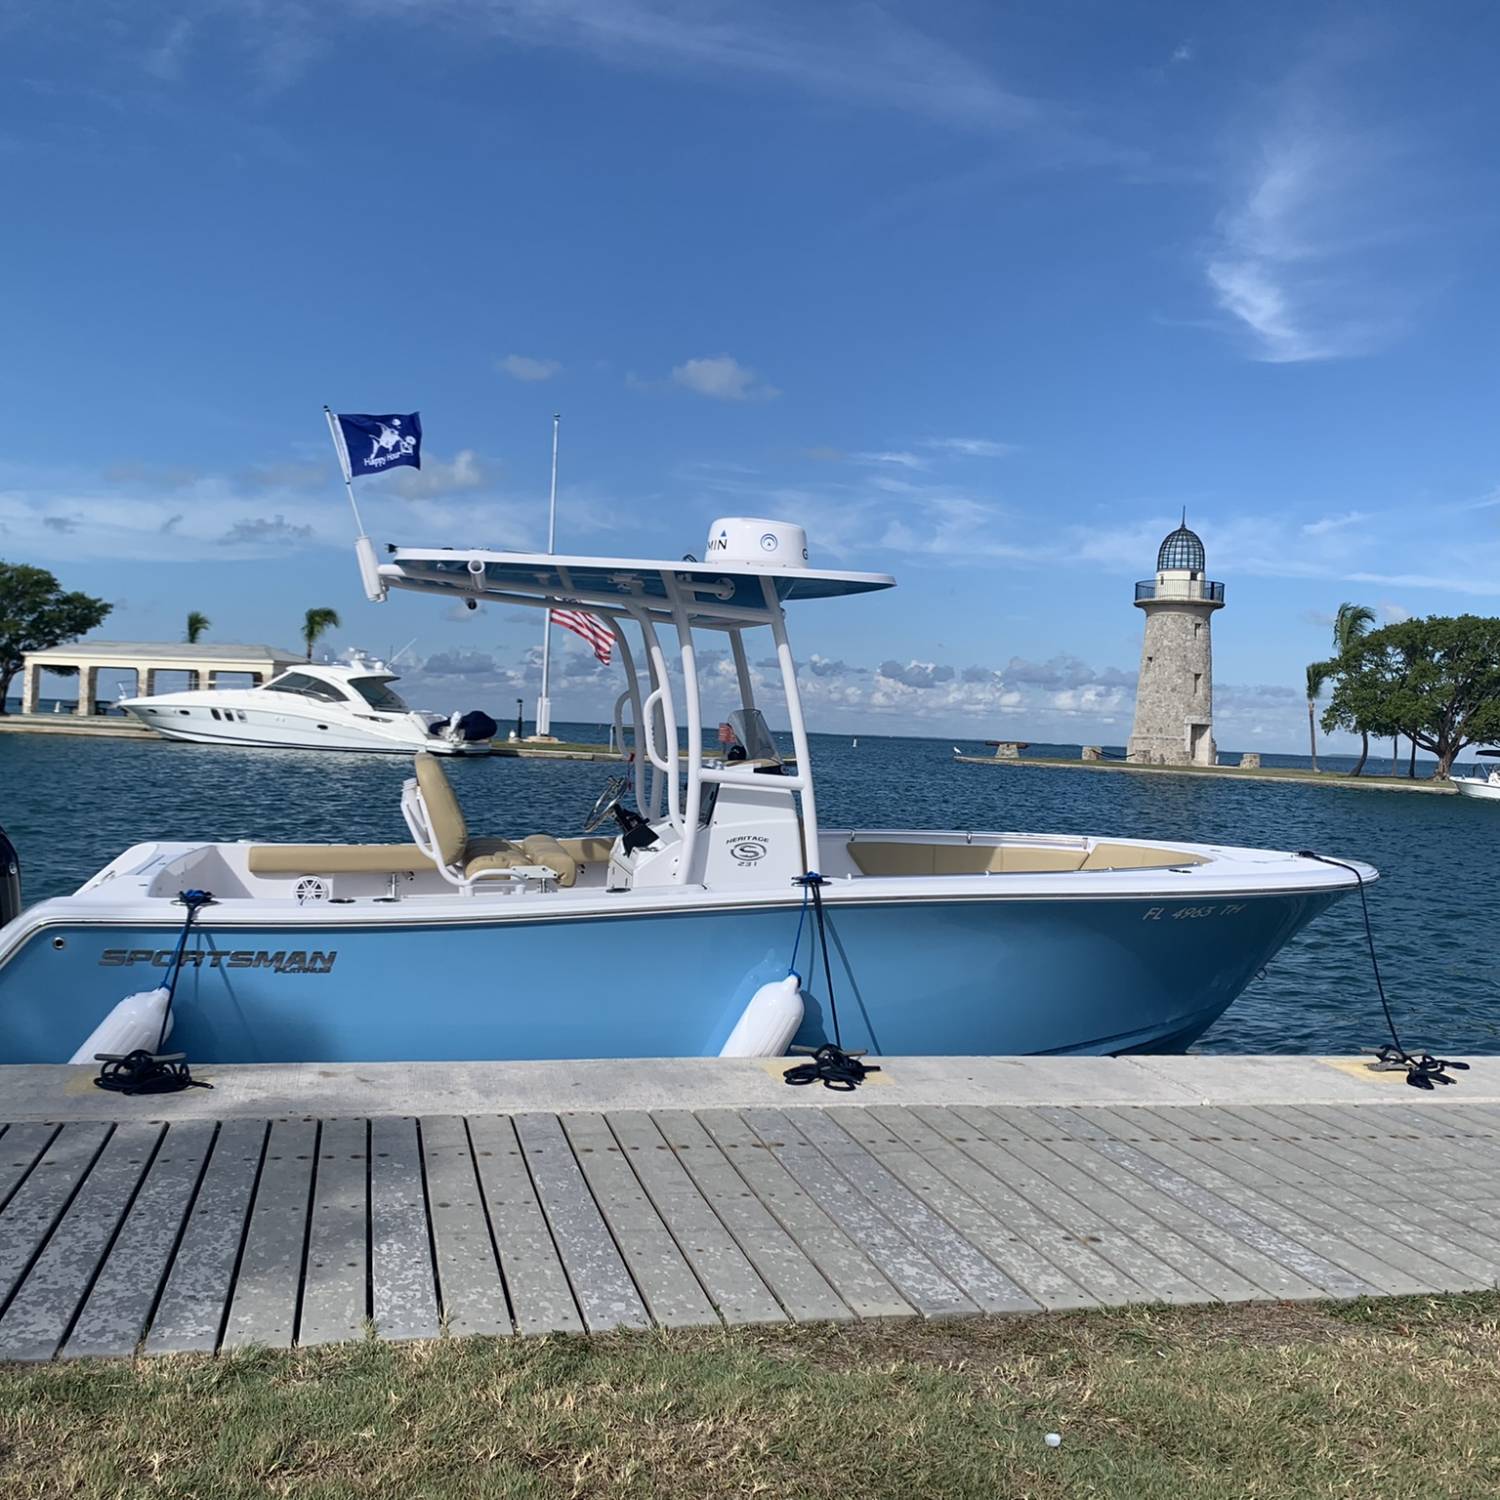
1126 517 1224 766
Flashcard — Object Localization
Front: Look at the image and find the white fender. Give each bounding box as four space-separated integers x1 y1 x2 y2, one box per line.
68 987 172 1065
719 975 805 1058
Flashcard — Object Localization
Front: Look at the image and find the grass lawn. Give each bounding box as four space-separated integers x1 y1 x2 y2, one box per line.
4 1295 1500 1498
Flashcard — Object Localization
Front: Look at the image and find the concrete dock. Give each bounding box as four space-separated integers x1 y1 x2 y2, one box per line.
958 752 1455 794
2 1055 1497 1362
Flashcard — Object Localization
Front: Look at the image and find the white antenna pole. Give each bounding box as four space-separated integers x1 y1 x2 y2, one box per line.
535 412 560 737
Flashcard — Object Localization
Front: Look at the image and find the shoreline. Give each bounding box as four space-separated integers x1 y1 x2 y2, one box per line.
956 752 1456 794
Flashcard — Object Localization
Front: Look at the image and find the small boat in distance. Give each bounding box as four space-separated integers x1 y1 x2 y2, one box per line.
119 657 495 756
1451 749 1500 800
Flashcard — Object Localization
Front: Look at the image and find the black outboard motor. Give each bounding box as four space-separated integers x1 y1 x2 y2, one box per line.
452 709 498 742
0 824 20 929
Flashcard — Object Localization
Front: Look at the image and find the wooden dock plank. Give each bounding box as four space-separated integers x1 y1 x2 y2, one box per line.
369 1116 440 1342
1092 1137 1377 1299
1251 1106 1500 1259
467 1115 583 1336
145 1119 269 1355
559 1113 719 1328
697 1109 913 1320
0 1123 111 1311
652 1110 852 1323
791 1110 1039 1314
0 1123 58 1214
740 1108 977 1319
861 1107 1097 1311
606 1111 785 1326
1126 1113 1441 1296
1257 1106 1500 1209
968 1107 1219 1305
420 1116 510 1338
910 1106 1159 1306
298 1118 369 1347
1178 1107 1492 1293
1026 1107 1334 1302
64 1121 216 1359
0 1122 162 1362
891 1106 1134 1307
983 1107 1270 1305
515 1112 650 1332
220 1118 318 1351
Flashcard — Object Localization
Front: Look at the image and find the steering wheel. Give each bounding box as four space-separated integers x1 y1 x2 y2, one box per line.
583 775 629 833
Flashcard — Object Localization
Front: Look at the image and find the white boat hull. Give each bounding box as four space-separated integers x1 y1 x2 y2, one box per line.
122 704 479 755
1451 776 1500 800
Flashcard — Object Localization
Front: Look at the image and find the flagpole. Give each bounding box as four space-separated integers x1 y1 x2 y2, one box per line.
323 406 366 535
535 412 560 737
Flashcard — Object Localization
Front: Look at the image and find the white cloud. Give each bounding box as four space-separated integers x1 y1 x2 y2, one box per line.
1203 81 1424 363
670 355 780 402
854 451 925 469
498 354 561 383
351 0 1041 134
144 17 194 81
1171 42 1194 65
923 437 1014 459
1379 600 1412 623
385 449 486 499
1301 510 1370 536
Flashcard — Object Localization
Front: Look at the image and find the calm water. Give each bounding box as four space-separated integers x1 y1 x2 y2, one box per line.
3 724 1494 1055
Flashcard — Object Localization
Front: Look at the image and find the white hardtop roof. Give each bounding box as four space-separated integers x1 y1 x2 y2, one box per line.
379 545 895 621
279 660 398 679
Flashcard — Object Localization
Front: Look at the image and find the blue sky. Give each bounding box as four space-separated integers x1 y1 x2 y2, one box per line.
4 2 1498 749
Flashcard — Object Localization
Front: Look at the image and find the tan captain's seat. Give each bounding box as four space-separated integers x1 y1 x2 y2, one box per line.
403 752 580 890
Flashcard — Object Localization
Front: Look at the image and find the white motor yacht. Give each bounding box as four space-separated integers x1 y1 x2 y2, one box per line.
118 658 494 755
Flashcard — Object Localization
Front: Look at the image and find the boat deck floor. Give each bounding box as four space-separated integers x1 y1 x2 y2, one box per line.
1 1055 1497 1361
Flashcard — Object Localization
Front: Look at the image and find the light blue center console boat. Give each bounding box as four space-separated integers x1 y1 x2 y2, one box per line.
0 517 1371 1063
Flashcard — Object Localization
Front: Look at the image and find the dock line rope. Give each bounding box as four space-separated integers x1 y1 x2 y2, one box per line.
1298 853 1468 1090
93 889 215 1096
782 873 880 1091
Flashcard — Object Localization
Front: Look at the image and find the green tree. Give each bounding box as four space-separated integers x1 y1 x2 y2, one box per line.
302 607 340 661
1321 614 1500 778
1305 660 1334 772
1331 601 1377 775
0 562 112 715
185 611 210 643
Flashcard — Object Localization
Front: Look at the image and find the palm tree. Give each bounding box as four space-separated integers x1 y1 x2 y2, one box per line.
184 611 210 644
1331 602 1377 775
1305 660 1334 773
302 607 340 661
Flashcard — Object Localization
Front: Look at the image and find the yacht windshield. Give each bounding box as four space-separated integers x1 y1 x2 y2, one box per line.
350 677 409 712
262 672 348 705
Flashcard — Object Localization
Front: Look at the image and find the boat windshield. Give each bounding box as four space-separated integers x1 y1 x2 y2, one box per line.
349 677 409 712
262 672 348 705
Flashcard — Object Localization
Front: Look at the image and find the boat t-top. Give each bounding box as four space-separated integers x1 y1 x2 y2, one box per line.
0 517 1373 1064
1451 749 1500 800
118 656 495 756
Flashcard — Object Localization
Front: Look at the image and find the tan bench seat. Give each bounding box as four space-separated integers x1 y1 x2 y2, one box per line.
246 835 597 883
845 839 1205 877
247 843 429 876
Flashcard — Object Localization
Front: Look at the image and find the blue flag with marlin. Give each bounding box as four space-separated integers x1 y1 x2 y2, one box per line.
334 411 422 477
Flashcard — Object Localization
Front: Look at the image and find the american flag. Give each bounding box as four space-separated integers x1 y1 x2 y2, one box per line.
550 608 613 666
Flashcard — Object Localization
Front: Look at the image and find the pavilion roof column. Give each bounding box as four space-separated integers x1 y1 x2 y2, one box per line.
76 663 99 716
